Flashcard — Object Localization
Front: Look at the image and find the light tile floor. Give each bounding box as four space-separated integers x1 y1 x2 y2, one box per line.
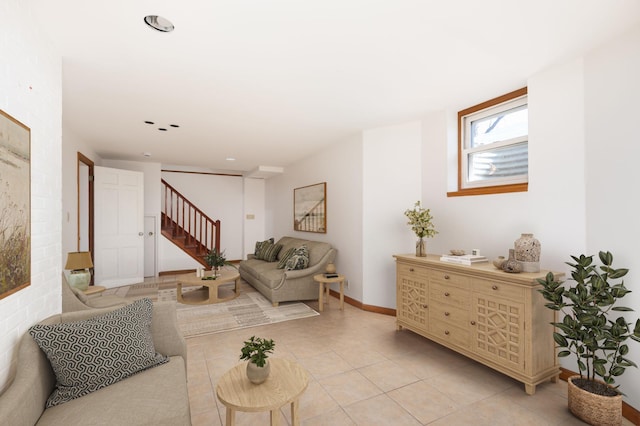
175 279 633 425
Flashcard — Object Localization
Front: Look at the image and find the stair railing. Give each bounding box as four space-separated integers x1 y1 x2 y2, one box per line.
161 179 220 256
294 199 326 232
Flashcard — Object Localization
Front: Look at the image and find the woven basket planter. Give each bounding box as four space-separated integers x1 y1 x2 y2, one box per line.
568 376 622 426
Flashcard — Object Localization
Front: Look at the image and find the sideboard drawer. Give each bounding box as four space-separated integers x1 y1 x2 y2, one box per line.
429 270 471 288
430 283 470 310
472 278 525 301
397 263 430 279
430 320 470 349
429 303 469 329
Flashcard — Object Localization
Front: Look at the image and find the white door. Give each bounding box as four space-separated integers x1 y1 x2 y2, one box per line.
94 166 144 288
144 216 156 277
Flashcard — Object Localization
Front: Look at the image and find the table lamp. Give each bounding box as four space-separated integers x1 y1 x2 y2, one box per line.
65 251 93 291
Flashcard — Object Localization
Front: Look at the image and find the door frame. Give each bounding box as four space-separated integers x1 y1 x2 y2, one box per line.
77 152 94 283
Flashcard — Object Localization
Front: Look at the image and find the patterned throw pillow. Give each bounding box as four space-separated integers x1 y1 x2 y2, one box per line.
285 245 310 270
277 247 296 269
29 298 168 407
256 243 283 262
254 238 274 255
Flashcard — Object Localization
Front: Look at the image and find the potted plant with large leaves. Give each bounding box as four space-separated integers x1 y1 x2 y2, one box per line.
240 336 275 384
537 251 640 425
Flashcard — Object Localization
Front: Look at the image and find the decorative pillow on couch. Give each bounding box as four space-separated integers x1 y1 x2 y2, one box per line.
277 247 296 269
285 245 310 270
28 298 168 407
254 238 274 255
256 242 283 262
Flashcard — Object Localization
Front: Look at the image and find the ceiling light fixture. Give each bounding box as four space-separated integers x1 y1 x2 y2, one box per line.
226 157 236 161
142 152 152 158
143 15 174 33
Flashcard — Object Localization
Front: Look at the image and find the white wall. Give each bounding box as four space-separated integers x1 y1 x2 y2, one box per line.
61 127 101 263
266 134 364 301
362 122 422 308
584 24 640 408
243 178 266 259
0 1 62 392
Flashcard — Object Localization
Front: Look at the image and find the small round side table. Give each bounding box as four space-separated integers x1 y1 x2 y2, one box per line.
216 358 309 426
313 273 345 312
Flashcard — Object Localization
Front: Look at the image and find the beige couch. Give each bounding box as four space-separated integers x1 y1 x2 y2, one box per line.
239 236 336 306
0 302 190 426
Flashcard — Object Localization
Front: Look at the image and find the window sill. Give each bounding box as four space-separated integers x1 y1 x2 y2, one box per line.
447 183 528 197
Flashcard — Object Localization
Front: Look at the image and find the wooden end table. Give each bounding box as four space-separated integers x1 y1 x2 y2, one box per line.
313 273 345 312
216 358 309 426
83 285 106 296
176 269 240 305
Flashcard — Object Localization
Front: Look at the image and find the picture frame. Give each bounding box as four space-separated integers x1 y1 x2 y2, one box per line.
293 182 326 233
0 109 31 300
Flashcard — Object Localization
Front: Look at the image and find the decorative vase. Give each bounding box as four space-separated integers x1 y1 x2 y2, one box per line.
246 360 270 384
501 249 522 273
514 233 541 272
568 376 622 426
492 256 506 270
416 238 427 257
326 262 337 274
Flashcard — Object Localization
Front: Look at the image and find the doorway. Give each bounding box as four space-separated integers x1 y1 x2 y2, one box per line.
77 153 94 282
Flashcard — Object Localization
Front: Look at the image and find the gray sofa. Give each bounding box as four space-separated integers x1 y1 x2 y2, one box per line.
0 302 190 426
239 236 337 306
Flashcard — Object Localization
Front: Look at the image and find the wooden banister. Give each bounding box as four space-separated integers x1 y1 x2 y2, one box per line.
161 179 220 257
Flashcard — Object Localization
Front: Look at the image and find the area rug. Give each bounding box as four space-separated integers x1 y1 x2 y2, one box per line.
101 280 319 338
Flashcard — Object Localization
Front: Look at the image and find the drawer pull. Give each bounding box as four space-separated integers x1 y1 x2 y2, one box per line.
492 285 498 290
470 321 476 325
409 268 414 272
444 275 450 279
444 330 450 335
444 292 450 297
421 304 428 309
444 311 450 316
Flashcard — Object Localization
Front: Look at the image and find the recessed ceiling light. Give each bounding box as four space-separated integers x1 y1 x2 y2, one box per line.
142 152 152 158
144 15 174 33
226 157 236 161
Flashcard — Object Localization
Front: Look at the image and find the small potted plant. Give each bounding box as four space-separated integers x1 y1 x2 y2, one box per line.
404 201 437 257
204 248 236 278
240 336 275 384
537 251 640 425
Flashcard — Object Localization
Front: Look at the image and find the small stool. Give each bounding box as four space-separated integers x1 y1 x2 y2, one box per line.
313 274 345 312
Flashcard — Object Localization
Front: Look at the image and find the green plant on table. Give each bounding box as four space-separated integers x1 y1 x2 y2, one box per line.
204 248 236 271
537 251 640 395
239 336 275 367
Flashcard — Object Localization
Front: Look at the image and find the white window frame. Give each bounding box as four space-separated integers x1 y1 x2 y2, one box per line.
453 87 528 196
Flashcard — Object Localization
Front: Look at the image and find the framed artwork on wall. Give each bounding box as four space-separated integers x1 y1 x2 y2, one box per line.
0 109 31 300
293 182 326 233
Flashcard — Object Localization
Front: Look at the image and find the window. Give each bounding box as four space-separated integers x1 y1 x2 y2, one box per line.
449 87 528 196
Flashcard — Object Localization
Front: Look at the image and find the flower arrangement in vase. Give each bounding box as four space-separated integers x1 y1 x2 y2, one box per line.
404 201 437 257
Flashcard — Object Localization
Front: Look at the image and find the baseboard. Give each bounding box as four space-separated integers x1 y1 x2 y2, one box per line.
559 367 639 424
327 289 396 316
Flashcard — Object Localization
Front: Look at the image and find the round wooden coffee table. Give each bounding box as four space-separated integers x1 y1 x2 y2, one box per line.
216 358 309 426
176 269 240 305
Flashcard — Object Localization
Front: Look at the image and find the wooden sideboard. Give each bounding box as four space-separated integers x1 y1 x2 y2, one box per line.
394 254 564 395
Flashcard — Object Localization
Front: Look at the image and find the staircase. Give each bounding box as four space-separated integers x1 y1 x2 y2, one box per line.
161 179 220 267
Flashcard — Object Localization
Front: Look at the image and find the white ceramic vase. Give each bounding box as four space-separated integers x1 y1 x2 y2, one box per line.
246 360 270 384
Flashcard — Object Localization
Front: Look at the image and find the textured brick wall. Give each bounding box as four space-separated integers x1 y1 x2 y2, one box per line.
0 0 62 391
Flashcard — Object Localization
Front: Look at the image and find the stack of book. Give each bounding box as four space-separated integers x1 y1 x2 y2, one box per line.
439 254 488 265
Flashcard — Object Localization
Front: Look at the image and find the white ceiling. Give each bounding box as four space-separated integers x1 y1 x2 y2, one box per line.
29 0 640 174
